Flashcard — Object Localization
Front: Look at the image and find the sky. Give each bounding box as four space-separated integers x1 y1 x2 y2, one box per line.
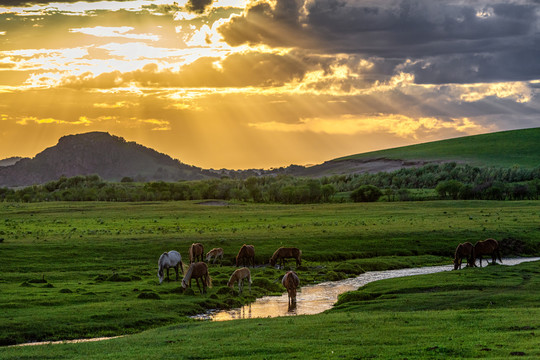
0 0 539 169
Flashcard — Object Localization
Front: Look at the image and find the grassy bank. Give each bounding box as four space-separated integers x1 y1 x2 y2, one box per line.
2 261 539 359
1 201 539 346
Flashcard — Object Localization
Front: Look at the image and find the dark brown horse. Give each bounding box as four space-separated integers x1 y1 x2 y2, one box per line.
181 262 212 294
189 243 204 264
453 242 474 270
235 244 255 267
282 271 300 309
270 247 302 268
473 238 502 267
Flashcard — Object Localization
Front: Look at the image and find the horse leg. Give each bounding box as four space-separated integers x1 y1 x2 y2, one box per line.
238 280 243 295
180 261 184 275
174 265 179 281
166 268 170 282
195 278 202 294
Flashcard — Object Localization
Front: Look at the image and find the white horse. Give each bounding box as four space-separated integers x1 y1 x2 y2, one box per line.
227 267 252 295
158 250 184 284
206 247 224 265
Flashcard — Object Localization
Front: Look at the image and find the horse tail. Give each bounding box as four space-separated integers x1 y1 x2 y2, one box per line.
206 269 212 288
189 245 194 263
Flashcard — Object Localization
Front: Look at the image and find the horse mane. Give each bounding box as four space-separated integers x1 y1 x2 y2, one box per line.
182 263 195 287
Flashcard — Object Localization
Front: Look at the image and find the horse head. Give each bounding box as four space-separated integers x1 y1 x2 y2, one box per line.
158 268 164 284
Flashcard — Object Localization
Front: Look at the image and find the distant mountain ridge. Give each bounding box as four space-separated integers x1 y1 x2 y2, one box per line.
0 132 215 187
1 128 539 187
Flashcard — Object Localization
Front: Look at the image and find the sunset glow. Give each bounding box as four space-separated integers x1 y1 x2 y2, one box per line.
0 0 538 169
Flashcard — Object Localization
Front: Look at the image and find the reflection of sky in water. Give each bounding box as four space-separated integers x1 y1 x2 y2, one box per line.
194 258 540 322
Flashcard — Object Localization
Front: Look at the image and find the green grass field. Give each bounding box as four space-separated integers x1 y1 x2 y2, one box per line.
337 127 540 168
1 200 539 357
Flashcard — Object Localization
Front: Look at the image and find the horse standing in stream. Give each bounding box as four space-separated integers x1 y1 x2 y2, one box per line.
282 271 300 310
453 242 474 270
473 238 502 267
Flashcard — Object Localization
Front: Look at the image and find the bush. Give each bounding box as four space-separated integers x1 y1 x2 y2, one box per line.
350 185 382 202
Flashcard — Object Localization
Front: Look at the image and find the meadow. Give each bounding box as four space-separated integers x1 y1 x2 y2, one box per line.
1 200 539 356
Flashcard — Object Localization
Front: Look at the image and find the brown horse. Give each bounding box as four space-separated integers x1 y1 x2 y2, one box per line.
189 243 204 264
182 262 212 294
453 242 474 270
235 244 255 267
282 271 300 309
227 267 252 295
270 247 302 268
206 247 224 266
473 238 502 267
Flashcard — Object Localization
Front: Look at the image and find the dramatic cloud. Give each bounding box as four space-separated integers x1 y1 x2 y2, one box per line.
219 0 540 83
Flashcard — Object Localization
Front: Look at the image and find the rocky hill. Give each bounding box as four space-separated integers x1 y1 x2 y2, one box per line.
0 132 215 187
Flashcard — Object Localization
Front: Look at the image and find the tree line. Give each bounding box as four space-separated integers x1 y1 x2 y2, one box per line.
1 162 539 203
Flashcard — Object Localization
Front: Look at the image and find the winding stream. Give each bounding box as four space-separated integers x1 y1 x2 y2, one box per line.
194 257 540 321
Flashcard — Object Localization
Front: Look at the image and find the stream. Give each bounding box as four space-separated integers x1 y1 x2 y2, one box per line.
12 257 540 347
193 257 540 321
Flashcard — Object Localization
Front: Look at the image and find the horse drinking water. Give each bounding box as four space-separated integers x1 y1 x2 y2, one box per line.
235 244 255 267
473 238 502 267
157 250 184 284
270 247 302 269
227 267 252 295
453 242 474 270
206 248 224 266
182 262 212 294
189 243 204 264
282 271 300 310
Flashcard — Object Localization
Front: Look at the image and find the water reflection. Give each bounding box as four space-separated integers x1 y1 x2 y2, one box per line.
195 257 540 321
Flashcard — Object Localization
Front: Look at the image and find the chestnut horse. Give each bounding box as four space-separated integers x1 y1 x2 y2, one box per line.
282 271 300 309
189 243 204 264
270 247 302 268
157 250 184 284
473 238 502 267
206 247 224 266
182 262 212 294
227 267 252 295
236 244 255 267
453 242 474 270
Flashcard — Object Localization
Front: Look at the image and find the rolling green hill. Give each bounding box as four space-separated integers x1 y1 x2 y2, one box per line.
336 127 540 169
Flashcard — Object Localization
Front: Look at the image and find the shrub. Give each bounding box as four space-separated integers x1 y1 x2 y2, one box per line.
350 185 382 202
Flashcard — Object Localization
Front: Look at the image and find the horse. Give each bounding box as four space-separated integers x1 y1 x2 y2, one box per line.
453 242 474 270
157 250 184 284
282 271 300 309
473 238 502 267
227 267 252 295
235 244 255 267
206 247 224 266
269 247 302 269
189 243 204 264
181 262 212 294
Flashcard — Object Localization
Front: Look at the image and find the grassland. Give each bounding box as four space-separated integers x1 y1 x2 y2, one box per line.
2 261 539 359
1 200 539 356
337 127 540 168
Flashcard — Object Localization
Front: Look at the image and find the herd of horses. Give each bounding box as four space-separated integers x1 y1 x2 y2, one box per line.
157 243 302 306
453 238 503 270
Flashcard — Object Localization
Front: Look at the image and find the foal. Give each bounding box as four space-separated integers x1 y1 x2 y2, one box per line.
206 247 224 266
227 267 252 295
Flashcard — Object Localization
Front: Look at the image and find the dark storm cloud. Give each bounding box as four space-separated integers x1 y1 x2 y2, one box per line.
185 0 214 14
219 0 540 83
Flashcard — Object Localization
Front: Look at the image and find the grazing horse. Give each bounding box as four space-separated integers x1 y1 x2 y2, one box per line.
181 262 212 294
282 271 300 309
474 238 502 267
453 242 474 270
269 247 302 269
236 244 255 267
206 247 224 266
157 250 184 284
227 267 252 295
189 243 204 264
